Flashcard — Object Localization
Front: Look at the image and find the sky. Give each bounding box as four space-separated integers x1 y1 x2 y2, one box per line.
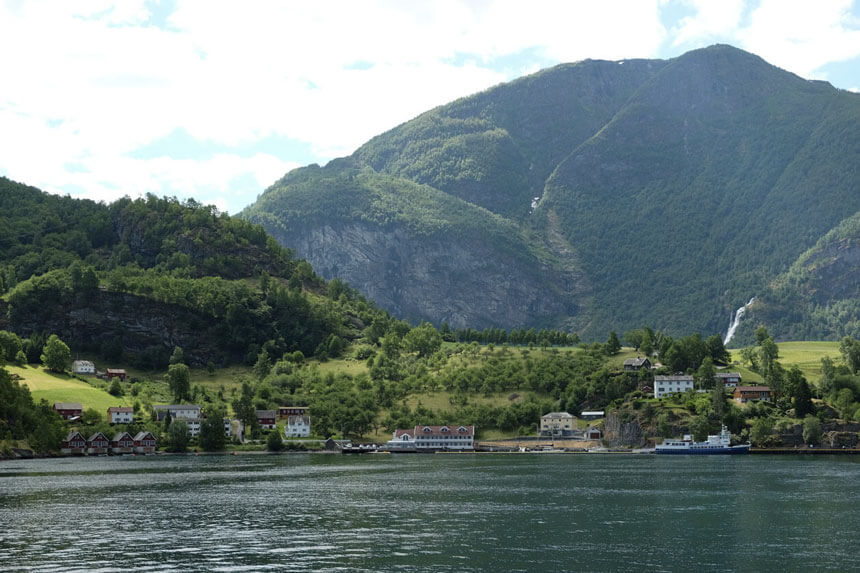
1 0 859 214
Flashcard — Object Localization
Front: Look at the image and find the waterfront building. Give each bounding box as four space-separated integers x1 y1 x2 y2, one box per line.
133 431 157 454
86 432 110 455
111 431 135 454
387 425 475 451
61 431 86 455
285 415 311 437
540 412 576 436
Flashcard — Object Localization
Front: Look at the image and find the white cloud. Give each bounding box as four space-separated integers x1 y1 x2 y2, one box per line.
0 0 856 214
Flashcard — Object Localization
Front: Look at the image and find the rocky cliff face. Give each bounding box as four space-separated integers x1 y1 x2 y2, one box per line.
267 221 585 329
7 290 232 367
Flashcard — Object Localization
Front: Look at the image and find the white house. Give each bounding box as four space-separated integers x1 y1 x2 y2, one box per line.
153 405 202 436
285 415 311 437
107 406 133 424
387 425 475 451
72 360 95 375
654 375 694 398
540 412 576 436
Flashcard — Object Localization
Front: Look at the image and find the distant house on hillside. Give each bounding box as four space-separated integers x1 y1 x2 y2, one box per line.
256 410 277 430
623 356 651 371
153 405 202 436
105 368 127 381
107 406 133 424
53 402 83 420
716 372 742 387
654 375 694 398
733 385 771 403
72 360 95 375
278 406 308 419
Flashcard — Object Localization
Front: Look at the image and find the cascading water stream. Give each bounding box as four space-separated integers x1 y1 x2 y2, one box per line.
724 297 755 345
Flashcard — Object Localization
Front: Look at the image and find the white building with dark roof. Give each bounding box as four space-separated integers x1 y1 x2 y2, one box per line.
654 375 694 398
387 425 475 451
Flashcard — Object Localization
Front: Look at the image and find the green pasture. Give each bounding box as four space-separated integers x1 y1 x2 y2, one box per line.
9 365 132 412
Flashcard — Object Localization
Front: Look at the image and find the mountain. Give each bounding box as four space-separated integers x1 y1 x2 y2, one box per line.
0 177 384 367
243 45 860 342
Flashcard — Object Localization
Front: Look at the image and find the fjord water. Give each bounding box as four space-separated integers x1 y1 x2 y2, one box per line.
1 454 857 572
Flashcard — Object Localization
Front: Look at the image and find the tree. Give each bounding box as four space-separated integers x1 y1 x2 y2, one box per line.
108 378 123 397
266 427 284 451
166 363 191 402
749 417 774 447
710 385 727 419
691 416 710 442
839 336 860 374
252 349 272 380
199 408 227 451
232 380 257 434
791 373 814 418
166 420 189 452
40 334 70 373
802 415 822 446
81 408 103 426
169 346 185 365
705 334 730 364
696 356 716 390
402 323 443 358
605 331 621 355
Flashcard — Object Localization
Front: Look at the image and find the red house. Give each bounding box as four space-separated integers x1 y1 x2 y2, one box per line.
733 385 772 403
256 410 277 430
111 431 135 454
105 369 127 381
53 402 83 420
278 406 308 419
87 432 110 455
62 430 86 455
133 431 157 454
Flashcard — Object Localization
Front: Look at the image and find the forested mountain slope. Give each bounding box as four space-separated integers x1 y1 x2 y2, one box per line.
0 177 384 367
244 45 860 342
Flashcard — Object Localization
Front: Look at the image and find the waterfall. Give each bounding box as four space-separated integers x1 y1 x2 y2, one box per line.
724 297 755 345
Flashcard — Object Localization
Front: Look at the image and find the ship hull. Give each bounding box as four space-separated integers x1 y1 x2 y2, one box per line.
656 445 750 455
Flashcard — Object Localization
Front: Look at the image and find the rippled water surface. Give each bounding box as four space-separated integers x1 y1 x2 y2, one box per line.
1 453 858 571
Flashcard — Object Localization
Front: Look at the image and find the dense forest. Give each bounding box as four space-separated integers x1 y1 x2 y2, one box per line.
244 44 860 343
0 176 398 367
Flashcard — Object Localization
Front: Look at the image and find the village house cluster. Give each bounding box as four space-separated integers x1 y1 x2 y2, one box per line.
61 430 156 455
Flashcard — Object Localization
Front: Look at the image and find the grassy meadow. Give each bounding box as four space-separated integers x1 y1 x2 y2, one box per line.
9 365 133 412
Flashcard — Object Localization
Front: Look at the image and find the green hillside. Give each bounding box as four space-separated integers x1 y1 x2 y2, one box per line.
244 44 860 342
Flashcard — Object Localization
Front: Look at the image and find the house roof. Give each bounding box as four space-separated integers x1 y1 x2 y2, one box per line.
287 415 310 424
133 431 155 441
715 372 741 378
65 430 84 441
414 425 474 435
106 368 127 374
580 411 605 416
73 360 94 367
154 404 201 411
624 357 650 367
256 410 276 418
735 385 771 392
107 406 133 413
87 432 109 442
541 412 574 419
54 402 82 410
654 375 694 382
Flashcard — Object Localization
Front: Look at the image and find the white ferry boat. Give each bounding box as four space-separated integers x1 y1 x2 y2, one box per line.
655 425 750 455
